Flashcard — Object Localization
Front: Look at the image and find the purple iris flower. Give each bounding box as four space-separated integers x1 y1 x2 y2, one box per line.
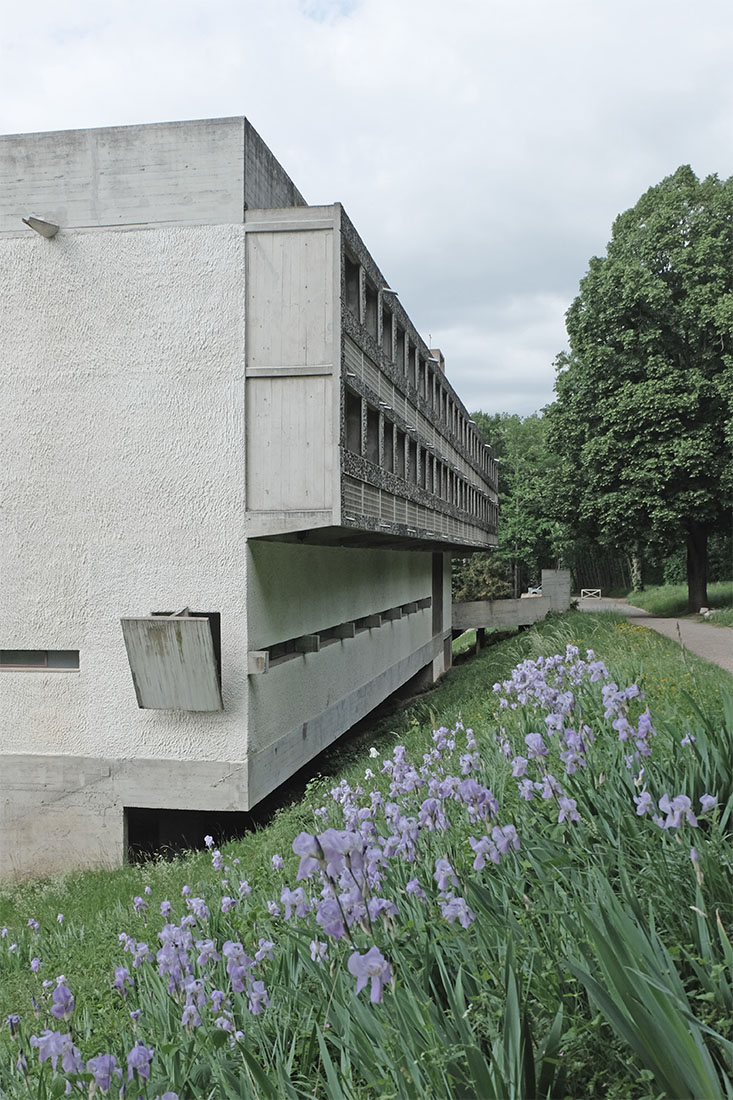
540 774 563 800
557 797 580 824
405 878 426 901
87 1052 123 1090
525 733 548 758
112 967 133 990
700 794 717 813
517 778 535 801
248 981 270 1016
50 982 75 1020
127 1041 154 1081
347 946 392 1003
658 793 698 829
439 894 476 928
196 939 220 968
181 1003 201 1028
433 858 459 891
255 938 275 962
368 897 398 921
634 791 654 816
491 824 520 853
469 835 500 870
187 897 209 920
292 832 322 880
511 756 528 778
30 1030 82 1074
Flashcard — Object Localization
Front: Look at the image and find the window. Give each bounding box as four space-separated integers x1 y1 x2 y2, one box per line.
366 405 380 464
408 346 418 389
345 390 362 453
395 326 405 373
365 279 378 340
381 306 393 359
0 650 79 670
408 439 417 482
383 420 394 472
344 254 360 317
395 429 406 478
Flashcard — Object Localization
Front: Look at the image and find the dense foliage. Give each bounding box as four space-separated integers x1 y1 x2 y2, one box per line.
453 413 633 600
453 412 563 601
1 614 732 1099
547 165 733 611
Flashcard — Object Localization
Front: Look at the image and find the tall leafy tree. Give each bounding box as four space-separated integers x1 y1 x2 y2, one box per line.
453 412 562 600
547 166 733 611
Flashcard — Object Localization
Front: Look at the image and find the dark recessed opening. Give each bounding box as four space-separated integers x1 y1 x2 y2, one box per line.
344 254 360 316
345 389 362 453
364 279 378 340
125 807 258 863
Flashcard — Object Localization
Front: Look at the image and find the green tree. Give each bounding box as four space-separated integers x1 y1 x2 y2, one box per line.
453 412 562 600
547 166 733 611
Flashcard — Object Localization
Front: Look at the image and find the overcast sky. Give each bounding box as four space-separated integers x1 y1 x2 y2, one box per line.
3 0 733 416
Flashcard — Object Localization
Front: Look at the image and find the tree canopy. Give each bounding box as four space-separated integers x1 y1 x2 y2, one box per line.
453 412 562 601
547 165 733 610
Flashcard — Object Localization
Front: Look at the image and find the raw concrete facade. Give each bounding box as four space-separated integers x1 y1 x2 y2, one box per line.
0 118 497 876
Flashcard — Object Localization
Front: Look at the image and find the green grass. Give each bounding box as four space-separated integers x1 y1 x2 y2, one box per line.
626 580 733 617
2 609 732 1098
708 607 733 628
452 628 477 655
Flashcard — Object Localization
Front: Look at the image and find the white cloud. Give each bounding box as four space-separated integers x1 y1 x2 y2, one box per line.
3 0 733 415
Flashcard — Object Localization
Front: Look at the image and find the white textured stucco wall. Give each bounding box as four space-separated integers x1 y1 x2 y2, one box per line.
0 223 249 763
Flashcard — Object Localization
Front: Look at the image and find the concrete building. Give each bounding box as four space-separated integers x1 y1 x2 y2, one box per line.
0 117 498 876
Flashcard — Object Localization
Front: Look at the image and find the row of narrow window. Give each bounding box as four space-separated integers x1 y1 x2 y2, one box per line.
266 598 433 668
345 390 496 527
0 649 79 670
344 254 493 479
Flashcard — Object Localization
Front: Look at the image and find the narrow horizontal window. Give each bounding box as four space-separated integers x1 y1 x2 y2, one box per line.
0 649 79 670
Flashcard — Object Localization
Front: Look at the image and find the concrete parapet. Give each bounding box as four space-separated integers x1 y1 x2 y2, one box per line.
452 569 571 632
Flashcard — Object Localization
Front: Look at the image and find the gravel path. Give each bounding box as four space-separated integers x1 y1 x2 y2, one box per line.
577 597 733 678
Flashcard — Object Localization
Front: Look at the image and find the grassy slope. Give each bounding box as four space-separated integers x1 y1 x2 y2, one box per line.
2 610 731 1017
1 609 732 1099
627 580 733 617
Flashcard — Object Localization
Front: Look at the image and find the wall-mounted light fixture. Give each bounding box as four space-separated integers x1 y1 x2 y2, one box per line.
23 216 59 238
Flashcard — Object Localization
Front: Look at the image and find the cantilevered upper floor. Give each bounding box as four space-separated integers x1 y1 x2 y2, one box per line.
244 203 498 551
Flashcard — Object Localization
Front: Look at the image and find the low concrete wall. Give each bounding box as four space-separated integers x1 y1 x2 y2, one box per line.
452 569 571 631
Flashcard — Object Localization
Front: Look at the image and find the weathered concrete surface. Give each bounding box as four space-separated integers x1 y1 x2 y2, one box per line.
577 598 733 678
452 570 571 631
0 117 305 233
